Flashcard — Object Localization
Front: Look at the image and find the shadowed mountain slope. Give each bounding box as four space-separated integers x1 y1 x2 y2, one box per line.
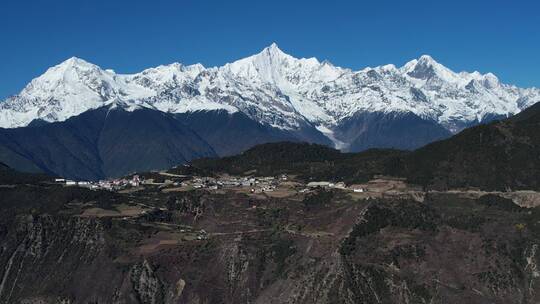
0 106 217 180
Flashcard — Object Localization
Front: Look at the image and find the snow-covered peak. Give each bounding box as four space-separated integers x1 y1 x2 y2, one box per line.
418 54 437 64
224 43 310 83
402 55 458 82
18 56 119 104
142 62 205 76
23 57 107 91
1 47 539 138
482 72 500 89
58 56 99 70
261 42 290 60
131 62 205 90
0 57 155 128
221 43 345 96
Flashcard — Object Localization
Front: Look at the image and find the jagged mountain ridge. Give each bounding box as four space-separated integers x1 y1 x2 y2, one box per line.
1 43 539 148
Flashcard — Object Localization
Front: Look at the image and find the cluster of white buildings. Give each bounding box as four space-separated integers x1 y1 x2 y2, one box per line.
54 171 371 195
306 181 366 193
54 175 142 191
186 175 287 192
307 181 346 189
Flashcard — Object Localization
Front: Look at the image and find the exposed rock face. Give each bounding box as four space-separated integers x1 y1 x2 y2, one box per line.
0 216 109 303
0 184 539 303
130 260 164 304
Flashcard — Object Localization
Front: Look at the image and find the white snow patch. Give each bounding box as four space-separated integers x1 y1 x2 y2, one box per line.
316 125 349 150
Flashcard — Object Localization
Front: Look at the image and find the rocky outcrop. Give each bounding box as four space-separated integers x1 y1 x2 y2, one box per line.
0 215 109 303
130 260 164 304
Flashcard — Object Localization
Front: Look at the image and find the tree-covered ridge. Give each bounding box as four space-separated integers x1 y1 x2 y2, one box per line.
192 102 540 191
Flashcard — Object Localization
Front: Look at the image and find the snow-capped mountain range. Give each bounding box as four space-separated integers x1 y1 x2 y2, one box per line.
1 43 539 141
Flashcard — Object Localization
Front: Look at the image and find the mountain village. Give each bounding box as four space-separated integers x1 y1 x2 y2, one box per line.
53 168 366 194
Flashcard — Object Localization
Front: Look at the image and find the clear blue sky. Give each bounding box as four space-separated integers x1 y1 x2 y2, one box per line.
1 0 538 99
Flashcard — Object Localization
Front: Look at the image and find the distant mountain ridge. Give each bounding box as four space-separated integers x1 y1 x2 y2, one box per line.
1 44 538 150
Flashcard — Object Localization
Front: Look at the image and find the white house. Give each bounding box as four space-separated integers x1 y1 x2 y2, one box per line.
333 182 346 189
307 181 331 187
